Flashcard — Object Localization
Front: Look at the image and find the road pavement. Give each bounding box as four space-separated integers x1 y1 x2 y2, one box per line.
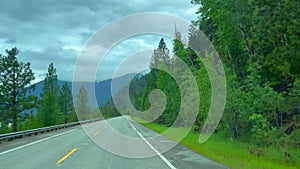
0 116 228 169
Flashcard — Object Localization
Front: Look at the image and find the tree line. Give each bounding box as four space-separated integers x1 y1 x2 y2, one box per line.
0 48 91 133
103 0 299 156
189 0 299 147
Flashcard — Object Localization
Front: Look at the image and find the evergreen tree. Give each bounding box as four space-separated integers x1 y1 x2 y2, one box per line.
24 112 40 130
150 38 171 67
39 92 57 126
37 63 59 126
75 87 90 121
0 48 36 132
58 82 74 123
142 38 171 112
42 62 58 96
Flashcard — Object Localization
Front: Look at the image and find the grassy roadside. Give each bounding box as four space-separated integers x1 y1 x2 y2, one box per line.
131 116 300 169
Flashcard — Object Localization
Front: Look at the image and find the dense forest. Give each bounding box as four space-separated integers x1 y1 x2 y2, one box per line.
188 0 300 145
102 0 300 166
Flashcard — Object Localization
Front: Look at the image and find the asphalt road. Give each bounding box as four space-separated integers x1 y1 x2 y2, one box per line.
0 116 228 169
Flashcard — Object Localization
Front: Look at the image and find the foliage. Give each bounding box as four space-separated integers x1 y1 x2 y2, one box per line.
41 63 59 96
0 48 36 132
137 38 182 126
37 63 60 127
99 98 121 118
133 117 300 169
75 86 90 121
23 112 40 130
123 2 299 165
38 91 58 126
190 0 299 150
57 82 74 123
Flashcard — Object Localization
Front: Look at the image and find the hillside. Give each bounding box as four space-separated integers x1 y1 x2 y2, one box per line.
28 74 135 107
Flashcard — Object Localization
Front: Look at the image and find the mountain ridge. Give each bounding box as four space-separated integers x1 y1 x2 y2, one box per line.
29 73 137 107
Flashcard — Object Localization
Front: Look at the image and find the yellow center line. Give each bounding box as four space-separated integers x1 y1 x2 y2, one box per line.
93 131 100 136
55 148 78 165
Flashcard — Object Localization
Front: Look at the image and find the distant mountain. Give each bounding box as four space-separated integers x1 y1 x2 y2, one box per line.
29 73 137 107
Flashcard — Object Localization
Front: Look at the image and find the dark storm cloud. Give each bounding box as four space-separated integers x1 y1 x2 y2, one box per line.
0 0 198 82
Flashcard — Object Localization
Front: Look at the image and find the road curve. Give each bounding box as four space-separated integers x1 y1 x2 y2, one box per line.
0 116 228 169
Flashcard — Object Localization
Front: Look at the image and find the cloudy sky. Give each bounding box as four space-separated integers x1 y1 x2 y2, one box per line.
0 0 199 83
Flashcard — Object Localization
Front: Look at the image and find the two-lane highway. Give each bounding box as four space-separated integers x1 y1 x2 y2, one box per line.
0 116 228 169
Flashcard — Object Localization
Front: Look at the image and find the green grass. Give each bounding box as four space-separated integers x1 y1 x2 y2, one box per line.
131 116 300 169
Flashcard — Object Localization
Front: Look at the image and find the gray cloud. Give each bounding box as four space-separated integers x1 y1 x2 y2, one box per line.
0 0 198 83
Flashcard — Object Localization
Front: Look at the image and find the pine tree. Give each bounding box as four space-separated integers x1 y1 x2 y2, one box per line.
150 38 170 68
0 48 37 132
58 82 74 123
75 87 90 121
42 63 58 96
39 92 57 126
37 63 59 126
24 112 40 130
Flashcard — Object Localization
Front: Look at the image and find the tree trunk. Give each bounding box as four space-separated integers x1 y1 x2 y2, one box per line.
12 113 17 132
64 109 68 124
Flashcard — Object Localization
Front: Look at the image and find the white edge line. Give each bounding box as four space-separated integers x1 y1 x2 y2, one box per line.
127 118 176 169
0 128 77 156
